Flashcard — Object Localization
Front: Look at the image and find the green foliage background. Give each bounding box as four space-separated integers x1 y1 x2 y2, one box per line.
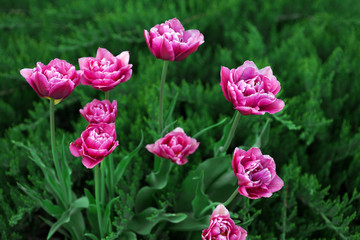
1 0 360 239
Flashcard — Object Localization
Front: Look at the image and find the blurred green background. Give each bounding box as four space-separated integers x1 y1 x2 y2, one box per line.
1 0 360 239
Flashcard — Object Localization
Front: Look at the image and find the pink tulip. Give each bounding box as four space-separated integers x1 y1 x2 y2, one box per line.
78 47 132 91
20 58 79 102
232 147 284 199
202 204 247 240
220 61 284 115
80 99 117 124
69 123 119 169
145 127 199 165
144 17 204 61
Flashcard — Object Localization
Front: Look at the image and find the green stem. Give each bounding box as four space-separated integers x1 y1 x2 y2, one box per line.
95 165 104 238
50 99 67 206
105 91 109 101
223 188 239 206
222 111 241 154
159 61 169 134
100 162 105 204
108 155 114 199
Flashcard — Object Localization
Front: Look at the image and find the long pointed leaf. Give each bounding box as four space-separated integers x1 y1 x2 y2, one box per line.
193 118 227 139
114 131 144 184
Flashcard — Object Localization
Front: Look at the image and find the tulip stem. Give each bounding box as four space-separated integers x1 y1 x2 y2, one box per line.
222 111 241 154
223 188 239 206
50 98 67 206
95 165 104 238
159 61 169 134
105 91 109 101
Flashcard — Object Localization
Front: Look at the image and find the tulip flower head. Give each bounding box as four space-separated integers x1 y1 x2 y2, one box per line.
20 58 80 103
78 47 132 92
145 127 199 165
220 61 284 115
144 17 204 61
232 147 284 199
80 99 117 124
202 204 247 240
69 123 119 169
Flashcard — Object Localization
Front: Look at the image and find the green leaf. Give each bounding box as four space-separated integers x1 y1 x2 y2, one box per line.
114 131 144 184
61 135 72 204
252 118 271 148
213 112 237 157
164 91 179 127
84 233 99 240
169 214 209 231
103 197 120 234
192 171 210 218
119 231 137 240
47 197 89 239
42 199 63 218
193 118 227 139
160 120 177 137
128 207 187 235
177 156 230 212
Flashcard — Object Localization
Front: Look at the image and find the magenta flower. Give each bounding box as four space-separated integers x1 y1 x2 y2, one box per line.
80 99 117 124
69 123 119 169
78 47 132 92
144 17 204 61
232 147 284 199
202 204 247 240
220 61 284 115
20 58 79 102
145 127 199 165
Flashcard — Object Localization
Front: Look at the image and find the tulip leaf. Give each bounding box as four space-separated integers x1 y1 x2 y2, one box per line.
84 233 99 240
192 171 210 218
128 207 187 235
120 231 137 240
114 131 143 184
164 91 179 129
193 118 227 139
84 188 96 204
13 141 66 205
160 120 177 137
103 196 119 234
177 155 229 212
213 112 238 157
169 213 209 231
136 159 173 212
252 118 271 149
47 196 89 239
61 135 73 204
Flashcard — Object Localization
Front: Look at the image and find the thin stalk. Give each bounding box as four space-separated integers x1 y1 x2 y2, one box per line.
222 111 241 154
281 186 288 240
223 188 239 206
100 162 105 205
50 99 67 206
95 165 104 238
104 90 114 199
108 155 114 199
159 61 169 134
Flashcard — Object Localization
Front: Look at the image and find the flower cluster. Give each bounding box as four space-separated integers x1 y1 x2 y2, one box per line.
20 17 287 239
